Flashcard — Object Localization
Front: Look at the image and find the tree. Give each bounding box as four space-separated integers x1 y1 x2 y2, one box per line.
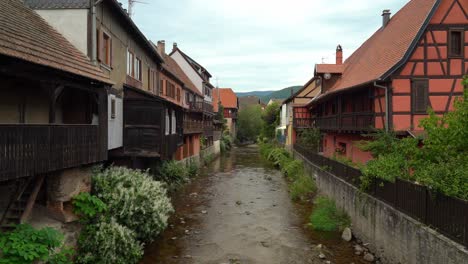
236 105 262 143
261 102 280 140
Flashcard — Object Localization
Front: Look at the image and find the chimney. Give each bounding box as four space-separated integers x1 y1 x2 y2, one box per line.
157 40 166 55
382 9 391 27
172 42 178 53
336 45 343 65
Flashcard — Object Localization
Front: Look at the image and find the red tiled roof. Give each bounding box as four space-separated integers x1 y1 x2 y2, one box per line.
0 0 112 84
162 54 202 96
315 64 344 74
324 0 438 94
213 88 238 112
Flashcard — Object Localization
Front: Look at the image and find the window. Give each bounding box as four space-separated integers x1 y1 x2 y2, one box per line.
102 32 112 66
337 142 347 155
148 68 158 93
134 57 141 80
126 50 133 76
126 49 141 81
97 29 112 66
165 109 170 135
449 29 464 57
159 80 164 96
411 79 429 113
171 110 176 134
110 97 116 119
176 88 181 102
185 92 190 104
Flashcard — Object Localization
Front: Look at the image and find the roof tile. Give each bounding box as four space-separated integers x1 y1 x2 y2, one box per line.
213 88 238 112
0 0 111 83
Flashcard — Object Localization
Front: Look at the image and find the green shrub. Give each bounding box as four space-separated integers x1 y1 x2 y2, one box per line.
0 224 73 264
282 159 304 180
221 133 232 153
154 160 189 189
290 174 316 201
93 167 174 242
309 196 350 232
187 161 199 178
77 218 143 264
297 128 321 152
72 192 107 220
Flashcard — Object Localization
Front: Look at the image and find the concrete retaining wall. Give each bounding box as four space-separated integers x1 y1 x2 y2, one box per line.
294 150 468 264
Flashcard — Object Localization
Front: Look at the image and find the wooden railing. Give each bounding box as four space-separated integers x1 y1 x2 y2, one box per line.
0 124 104 181
183 120 203 134
203 126 214 137
314 112 374 132
294 144 468 248
188 102 203 112
293 118 314 128
203 102 214 113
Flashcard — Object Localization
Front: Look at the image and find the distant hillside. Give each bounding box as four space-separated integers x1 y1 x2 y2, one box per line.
236 90 274 98
260 86 302 103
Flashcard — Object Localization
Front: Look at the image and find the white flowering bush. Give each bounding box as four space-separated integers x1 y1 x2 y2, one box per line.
93 167 174 242
76 218 143 264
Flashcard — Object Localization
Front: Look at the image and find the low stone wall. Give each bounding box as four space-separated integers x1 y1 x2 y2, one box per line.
294 150 468 264
201 140 221 160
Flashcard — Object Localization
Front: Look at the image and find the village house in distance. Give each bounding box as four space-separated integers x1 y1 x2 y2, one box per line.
213 88 239 138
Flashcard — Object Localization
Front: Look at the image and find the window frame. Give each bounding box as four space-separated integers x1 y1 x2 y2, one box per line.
126 49 134 76
411 79 429 114
134 57 142 81
448 28 464 58
110 96 116 119
102 31 112 66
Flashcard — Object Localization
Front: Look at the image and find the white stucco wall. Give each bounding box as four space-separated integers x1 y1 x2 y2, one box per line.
35 9 89 56
171 51 204 95
108 95 123 150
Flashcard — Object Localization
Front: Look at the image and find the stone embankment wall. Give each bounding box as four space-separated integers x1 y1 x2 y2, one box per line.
294 150 468 264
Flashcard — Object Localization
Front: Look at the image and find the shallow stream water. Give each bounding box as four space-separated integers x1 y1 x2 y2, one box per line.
141 146 367 264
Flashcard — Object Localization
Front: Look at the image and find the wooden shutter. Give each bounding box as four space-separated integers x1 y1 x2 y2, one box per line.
109 37 113 66
97 28 104 62
96 29 101 62
412 79 429 113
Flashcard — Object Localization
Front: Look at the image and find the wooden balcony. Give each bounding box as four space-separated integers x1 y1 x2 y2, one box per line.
315 112 374 132
188 102 203 112
0 124 105 182
203 125 214 137
293 118 315 129
183 120 203 134
203 102 214 113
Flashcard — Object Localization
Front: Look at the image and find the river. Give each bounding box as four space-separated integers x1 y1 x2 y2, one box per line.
141 145 367 264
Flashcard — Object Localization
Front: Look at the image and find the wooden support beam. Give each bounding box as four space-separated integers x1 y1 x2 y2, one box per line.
20 175 46 223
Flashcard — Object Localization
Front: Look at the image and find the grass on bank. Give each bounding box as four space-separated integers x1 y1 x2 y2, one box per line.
309 196 350 232
259 142 316 201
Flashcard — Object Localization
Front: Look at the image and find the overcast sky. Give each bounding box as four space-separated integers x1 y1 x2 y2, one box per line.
123 0 408 92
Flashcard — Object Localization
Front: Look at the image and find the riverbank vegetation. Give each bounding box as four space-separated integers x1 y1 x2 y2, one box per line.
75 166 173 264
359 82 468 200
309 196 350 232
259 143 316 201
0 224 73 264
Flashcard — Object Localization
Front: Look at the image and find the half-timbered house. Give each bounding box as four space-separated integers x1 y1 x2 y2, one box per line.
0 0 111 228
156 41 204 163
170 45 217 148
280 77 321 147
304 0 467 164
213 88 239 138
